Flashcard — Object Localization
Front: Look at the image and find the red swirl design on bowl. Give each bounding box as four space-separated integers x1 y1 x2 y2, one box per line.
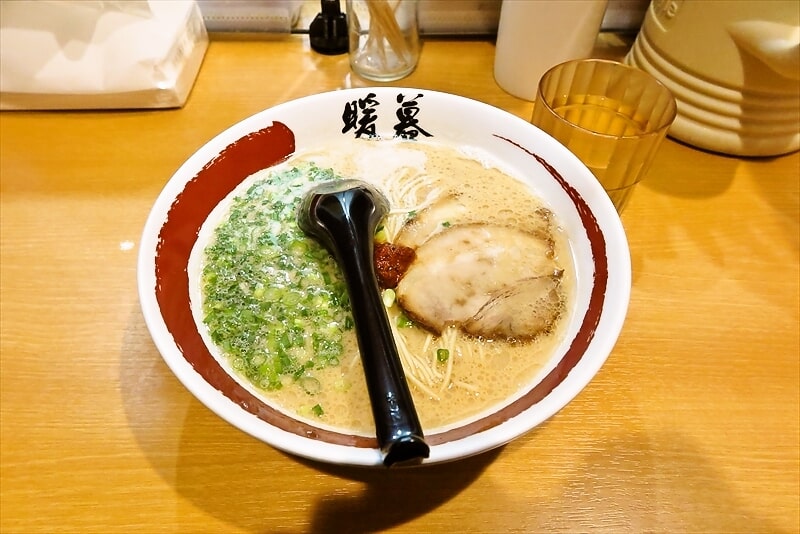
153 121 607 449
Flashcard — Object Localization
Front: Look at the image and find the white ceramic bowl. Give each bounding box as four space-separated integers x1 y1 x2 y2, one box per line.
138 88 631 467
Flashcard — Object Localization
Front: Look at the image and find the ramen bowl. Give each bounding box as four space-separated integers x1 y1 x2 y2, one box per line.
138 88 631 467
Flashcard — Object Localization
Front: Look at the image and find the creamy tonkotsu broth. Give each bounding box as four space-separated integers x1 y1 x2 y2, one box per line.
191 138 575 435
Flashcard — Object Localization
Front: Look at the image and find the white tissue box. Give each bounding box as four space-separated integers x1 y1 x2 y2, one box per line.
0 0 208 110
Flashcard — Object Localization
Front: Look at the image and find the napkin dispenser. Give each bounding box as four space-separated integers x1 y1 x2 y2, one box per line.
626 0 799 156
0 0 208 110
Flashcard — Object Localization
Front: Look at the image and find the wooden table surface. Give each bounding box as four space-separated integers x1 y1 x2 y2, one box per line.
2 35 798 534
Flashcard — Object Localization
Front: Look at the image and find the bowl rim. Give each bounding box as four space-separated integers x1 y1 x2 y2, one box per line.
137 87 631 466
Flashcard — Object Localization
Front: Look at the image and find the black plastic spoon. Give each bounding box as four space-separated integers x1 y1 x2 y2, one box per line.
297 179 430 467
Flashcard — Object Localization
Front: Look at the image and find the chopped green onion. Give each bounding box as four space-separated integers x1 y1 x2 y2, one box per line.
311 404 324 417
374 225 387 243
299 375 321 395
442 221 451 228
396 314 415 328
201 163 353 395
382 288 396 308
437 348 450 363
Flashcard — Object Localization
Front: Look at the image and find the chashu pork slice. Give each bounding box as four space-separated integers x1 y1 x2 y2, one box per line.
462 275 563 340
395 194 469 250
395 223 561 339
395 193 555 250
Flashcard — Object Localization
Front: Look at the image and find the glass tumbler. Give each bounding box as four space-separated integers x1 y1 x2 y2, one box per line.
346 0 419 82
531 59 677 212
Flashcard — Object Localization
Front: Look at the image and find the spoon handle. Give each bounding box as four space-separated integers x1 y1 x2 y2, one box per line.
299 182 429 466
